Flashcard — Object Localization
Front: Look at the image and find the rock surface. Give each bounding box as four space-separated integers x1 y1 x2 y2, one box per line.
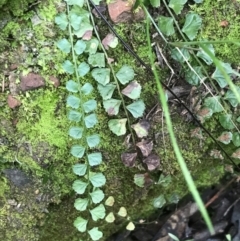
20 72 45 91
1 168 55 241
3 169 32 187
108 0 145 23
7 94 21 109
9 72 20 95
49 76 60 87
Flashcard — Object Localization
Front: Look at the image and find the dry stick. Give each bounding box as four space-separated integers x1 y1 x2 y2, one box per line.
205 176 237 208
223 196 240 217
88 0 239 170
155 43 175 85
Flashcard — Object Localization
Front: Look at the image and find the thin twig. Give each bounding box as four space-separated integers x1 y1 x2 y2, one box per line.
155 43 175 85
205 177 237 208
223 196 240 217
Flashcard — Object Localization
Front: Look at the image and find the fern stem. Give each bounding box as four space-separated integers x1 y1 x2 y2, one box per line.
86 0 136 145
67 4 85 128
66 4 91 202
143 5 214 235
161 0 220 93
161 0 240 133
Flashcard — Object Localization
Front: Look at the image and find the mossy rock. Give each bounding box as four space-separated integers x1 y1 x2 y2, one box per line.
193 0 240 64
0 0 238 240
0 86 225 240
0 0 35 16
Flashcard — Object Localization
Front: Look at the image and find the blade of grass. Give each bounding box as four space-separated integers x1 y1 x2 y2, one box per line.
175 47 240 133
199 43 240 105
143 5 214 235
88 0 239 168
161 0 240 122
169 40 240 46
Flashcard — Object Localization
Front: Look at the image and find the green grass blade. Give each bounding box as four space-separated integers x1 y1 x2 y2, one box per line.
143 5 214 235
199 43 240 104
169 40 240 46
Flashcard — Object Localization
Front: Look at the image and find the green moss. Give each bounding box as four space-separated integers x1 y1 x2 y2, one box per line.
0 179 54 241
31 0 59 41
36 93 225 241
17 89 68 149
0 0 35 16
14 88 80 195
192 0 240 64
0 0 7 7
0 177 9 199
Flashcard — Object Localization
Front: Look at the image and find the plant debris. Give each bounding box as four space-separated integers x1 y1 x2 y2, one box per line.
109 177 240 241
121 152 138 167
131 119 150 138
143 154 160 171
102 33 118 50
136 140 153 157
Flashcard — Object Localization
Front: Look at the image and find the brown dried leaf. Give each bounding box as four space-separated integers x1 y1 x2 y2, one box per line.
217 131 232 144
136 140 153 157
131 119 150 138
102 33 118 50
231 148 240 159
220 20 228 27
143 154 160 171
121 152 137 167
210 149 223 160
198 108 210 116
82 30 92 40
190 127 203 139
143 173 154 187
196 107 213 123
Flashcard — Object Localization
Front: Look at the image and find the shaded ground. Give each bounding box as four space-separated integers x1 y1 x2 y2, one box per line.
108 175 240 241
